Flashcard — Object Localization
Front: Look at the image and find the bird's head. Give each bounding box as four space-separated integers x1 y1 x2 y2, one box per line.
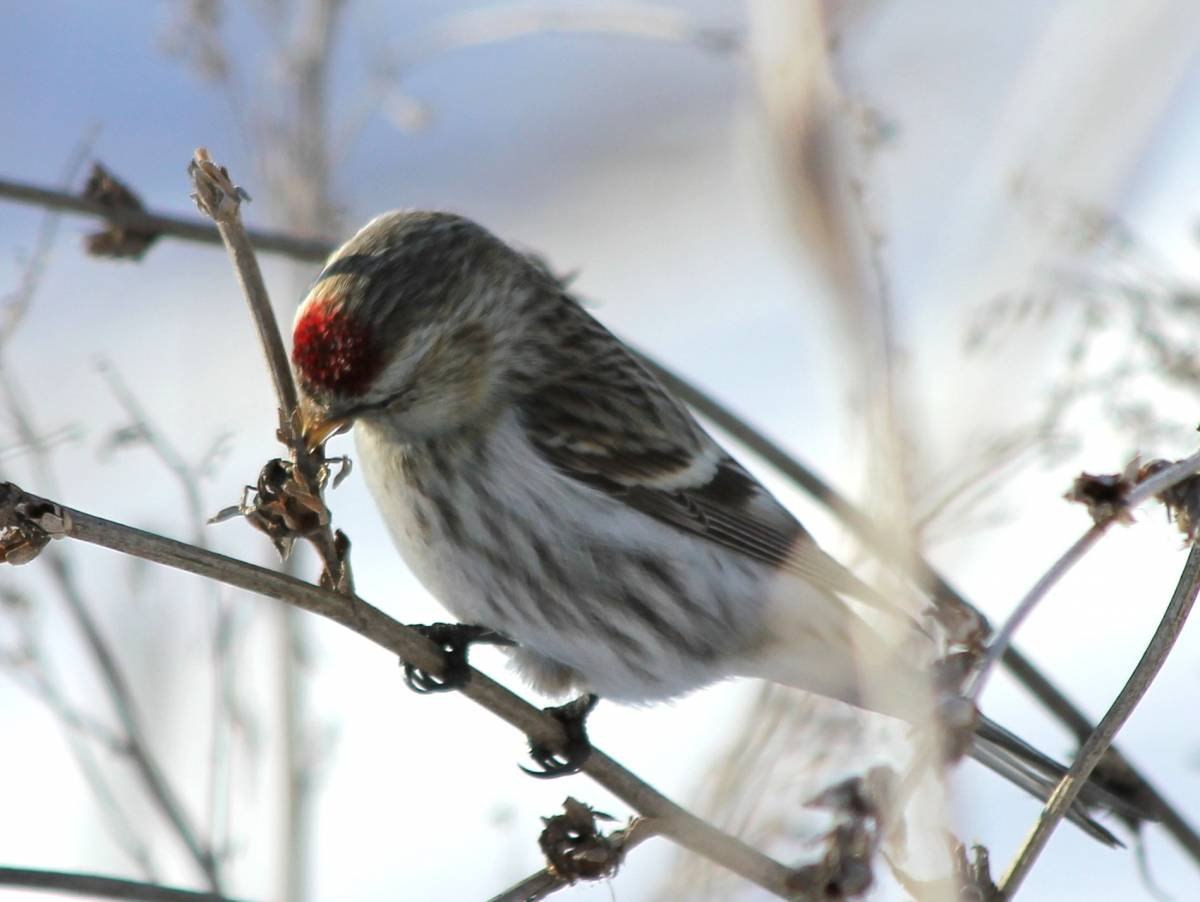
292 211 550 450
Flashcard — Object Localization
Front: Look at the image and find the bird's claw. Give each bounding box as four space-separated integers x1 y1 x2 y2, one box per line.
402 622 510 693
521 693 599 779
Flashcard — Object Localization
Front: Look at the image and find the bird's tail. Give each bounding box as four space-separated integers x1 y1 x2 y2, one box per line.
971 716 1142 847
747 597 1146 845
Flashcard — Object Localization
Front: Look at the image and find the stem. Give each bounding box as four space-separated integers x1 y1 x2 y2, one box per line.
186 149 348 593
968 524 1107 703
999 542 1200 895
187 152 298 417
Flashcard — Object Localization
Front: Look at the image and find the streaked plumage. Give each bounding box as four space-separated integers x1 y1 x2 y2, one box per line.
292 210 1129 842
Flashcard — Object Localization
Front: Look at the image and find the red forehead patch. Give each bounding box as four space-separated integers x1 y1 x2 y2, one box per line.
292 298 382 396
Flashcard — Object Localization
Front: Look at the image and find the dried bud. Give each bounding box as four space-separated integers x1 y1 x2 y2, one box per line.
0 520 50 565
82 163 160 260
1064 458 1141 524
1138 458 1200 542
210 458 332 558
188 147 250 222
0 497 71 566
538 797 622 884
791 768 896 898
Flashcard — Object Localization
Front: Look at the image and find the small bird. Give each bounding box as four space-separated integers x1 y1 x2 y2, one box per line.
292 210 1129 841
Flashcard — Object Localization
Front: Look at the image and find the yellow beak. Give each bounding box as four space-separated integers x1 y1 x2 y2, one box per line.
299 407 351 453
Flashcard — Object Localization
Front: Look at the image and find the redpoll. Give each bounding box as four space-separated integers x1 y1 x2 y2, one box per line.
292 211 1130 842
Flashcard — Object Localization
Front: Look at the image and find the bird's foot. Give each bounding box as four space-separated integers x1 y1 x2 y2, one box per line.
521 693 599 779
402 622 512 693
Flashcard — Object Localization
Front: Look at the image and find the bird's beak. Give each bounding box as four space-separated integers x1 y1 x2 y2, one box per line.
299 405 351 453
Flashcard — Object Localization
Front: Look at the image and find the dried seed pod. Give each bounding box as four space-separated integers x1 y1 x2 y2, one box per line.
538 797 622 884
0 520 50 565
210 458 332 558
82 163 160 260
1064 460 1140 525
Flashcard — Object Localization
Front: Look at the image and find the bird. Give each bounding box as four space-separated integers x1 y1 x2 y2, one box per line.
291 210 1134 843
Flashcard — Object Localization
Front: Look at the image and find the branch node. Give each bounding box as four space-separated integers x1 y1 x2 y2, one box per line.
187 147 249 223
209 458 331 560
0 484 71 564
82 163 160 259
1064 457 1141 525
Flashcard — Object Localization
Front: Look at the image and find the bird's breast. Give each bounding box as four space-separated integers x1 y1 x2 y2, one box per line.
352 414 772 702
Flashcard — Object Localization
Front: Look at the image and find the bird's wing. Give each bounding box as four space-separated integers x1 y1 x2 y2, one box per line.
516 341 894 613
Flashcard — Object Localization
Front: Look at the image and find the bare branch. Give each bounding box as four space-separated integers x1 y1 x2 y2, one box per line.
31 549 223 891
972 448 1200 701
0 481 799 899
0 174 330 262
968 523 1106 704
98 360 207 540
999 542 1200 894
0 866 244 902
0 132 95 345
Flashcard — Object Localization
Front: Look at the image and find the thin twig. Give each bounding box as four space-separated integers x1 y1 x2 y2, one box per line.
98 361 208 539
0 175 330 262
98 358 241 862
0 867 244 902
999 542 1200 895
2 638 158 878
972 448 1200 701
28 539 224 891
187 150 298 417
0 481 799 899
968 524 1107 703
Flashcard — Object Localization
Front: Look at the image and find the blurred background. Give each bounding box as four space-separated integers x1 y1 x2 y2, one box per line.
3 1 1200 899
